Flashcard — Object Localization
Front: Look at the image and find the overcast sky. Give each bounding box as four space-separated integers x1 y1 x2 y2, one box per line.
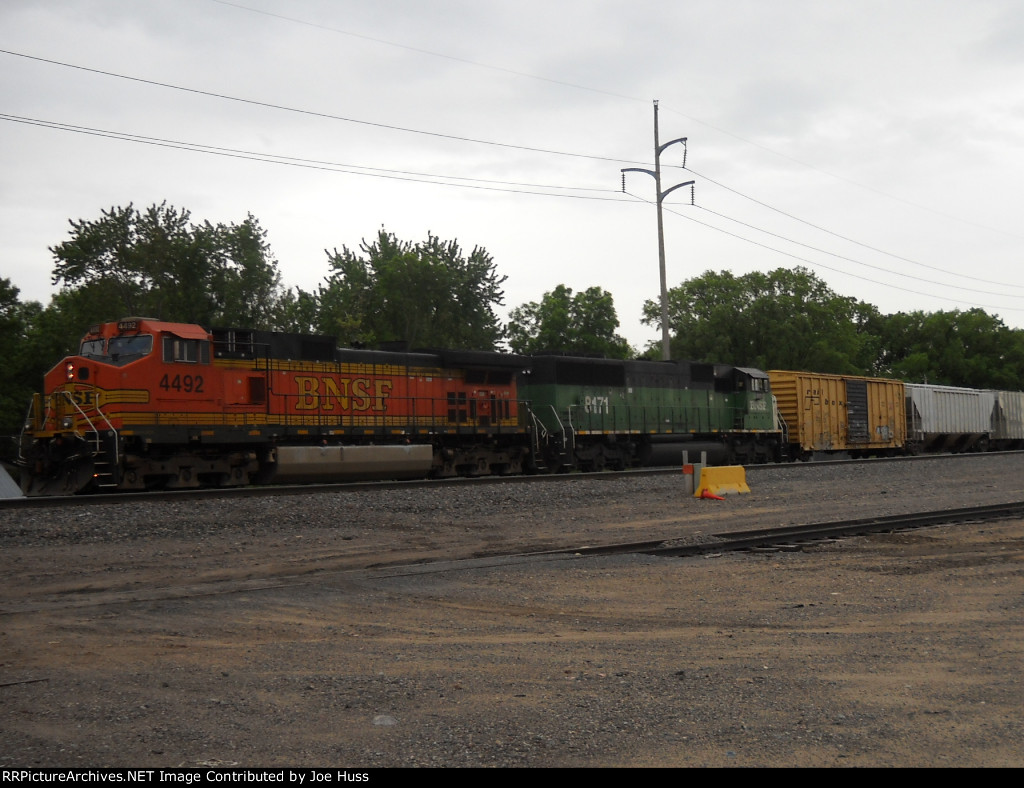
3 0 1024 350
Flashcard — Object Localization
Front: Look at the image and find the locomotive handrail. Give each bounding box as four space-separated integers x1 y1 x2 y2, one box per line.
549 404 571 450
54 390 119 469
772 394 789 446
15 396 42 465
576 402 762 436
524 404 549 438
564 405 577 454
137 393 527 434
522 403 549 464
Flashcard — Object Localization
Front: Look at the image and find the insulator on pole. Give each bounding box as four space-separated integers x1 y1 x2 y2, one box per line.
690 184 695 205
621 173 626 192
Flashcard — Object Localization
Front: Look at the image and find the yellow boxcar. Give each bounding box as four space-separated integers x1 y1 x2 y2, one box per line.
768 371 906 459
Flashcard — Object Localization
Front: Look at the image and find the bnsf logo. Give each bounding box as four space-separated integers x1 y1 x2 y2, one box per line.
69 389 96 406
293 376 393 412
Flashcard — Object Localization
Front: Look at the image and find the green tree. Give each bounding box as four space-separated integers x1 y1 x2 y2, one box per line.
0 277 24 348
202 215 283 327
644 266 880 372
0 278 136 443
0 280 66 448
318 229 506 350
270 287 320 334
0 278 34 440
50 203 285 328
876 309 1024 389
506 284 634 358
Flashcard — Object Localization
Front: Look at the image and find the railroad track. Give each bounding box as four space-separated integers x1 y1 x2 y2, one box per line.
4 450 1020 510
0 464 672 509
4 500 1022 617
569 500 1024 558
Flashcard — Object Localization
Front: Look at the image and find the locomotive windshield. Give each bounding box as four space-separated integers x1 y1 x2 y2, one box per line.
79 334 154 365
80 339 106 358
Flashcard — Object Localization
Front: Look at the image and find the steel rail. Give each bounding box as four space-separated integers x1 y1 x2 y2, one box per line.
638 501 1024 558
2 449 1022 510
526 501 1024 561
4 501 1022 617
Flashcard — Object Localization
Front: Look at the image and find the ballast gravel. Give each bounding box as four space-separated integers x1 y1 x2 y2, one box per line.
1 453 1023 768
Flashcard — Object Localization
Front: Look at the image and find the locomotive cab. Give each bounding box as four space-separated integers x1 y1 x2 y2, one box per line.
711 365 780 463
719 367 774 430
19 317 223 495
80 326 154 365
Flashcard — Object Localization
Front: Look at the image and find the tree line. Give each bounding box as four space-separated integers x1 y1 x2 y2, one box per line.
642 267 1024 390
4 201 1024 442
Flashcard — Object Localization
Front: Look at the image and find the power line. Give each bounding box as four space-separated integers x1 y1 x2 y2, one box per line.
13 109 1014 309
7 102 1018 309
0 48 650 168
694 202 1024 299
0 113 630 201
662 107 1024 244
3 46 1019 304
211 0 1024 246
4 45 1016 294
687 166 1024 289
209 0 647 106
622 190 1024 315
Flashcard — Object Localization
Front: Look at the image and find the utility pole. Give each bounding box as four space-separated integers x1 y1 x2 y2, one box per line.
622 100 694 361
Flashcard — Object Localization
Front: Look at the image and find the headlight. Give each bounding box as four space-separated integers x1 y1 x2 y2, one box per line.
62 416 74 429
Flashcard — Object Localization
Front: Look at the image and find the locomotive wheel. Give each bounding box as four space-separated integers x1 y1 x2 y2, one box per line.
143 475 172 491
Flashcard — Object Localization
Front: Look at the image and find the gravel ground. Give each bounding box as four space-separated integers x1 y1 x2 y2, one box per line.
1 453 1023 767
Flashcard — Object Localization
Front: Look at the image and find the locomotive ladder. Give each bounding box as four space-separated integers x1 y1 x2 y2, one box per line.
15 398 40 467
525 404 574 473
55 391 120 489
772 394 790 447
525 406 549 472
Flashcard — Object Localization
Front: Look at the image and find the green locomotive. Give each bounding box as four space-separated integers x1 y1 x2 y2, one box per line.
518 355 782 472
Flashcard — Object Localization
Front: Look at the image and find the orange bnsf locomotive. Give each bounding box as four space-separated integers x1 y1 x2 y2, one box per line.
18 317 529 495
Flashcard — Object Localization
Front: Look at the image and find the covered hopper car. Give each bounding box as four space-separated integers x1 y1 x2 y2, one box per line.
905 383 994 453
990 389 1024 449
906 382 1024 453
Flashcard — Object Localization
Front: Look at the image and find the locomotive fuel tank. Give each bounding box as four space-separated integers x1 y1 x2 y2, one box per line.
269 444 434 482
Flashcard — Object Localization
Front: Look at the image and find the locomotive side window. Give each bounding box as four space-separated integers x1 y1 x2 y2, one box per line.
163 336 210 364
